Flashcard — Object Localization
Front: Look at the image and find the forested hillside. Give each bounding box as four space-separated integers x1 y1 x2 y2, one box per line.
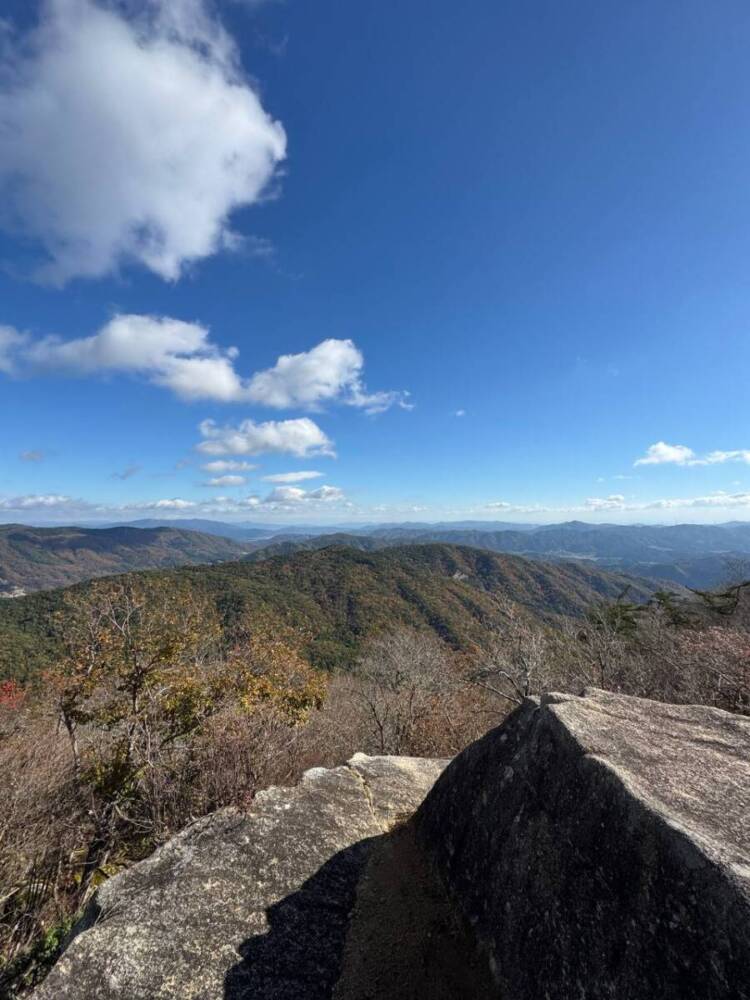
0 543 657 682
247 522 750 589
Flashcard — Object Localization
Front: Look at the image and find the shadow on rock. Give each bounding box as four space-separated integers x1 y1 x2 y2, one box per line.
225 821 497 1000
224 835 380 1000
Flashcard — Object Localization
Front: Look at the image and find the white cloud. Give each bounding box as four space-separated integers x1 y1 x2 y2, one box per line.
245 338 411 414
0 493 84 511
0 0 286 283
201 460 256 473
20 450 46 463
25 313 247 401
635 441 750 467
134 498 197 511
702 450 750 465
197 417 335 458
644 492 750 510
484 491 750 517
584 494 626 511
262 470 323 483
202 474 247 487
9 317 410 412
124 484 351 515
265 484 345 504
634 442 697 466
455 409 466 417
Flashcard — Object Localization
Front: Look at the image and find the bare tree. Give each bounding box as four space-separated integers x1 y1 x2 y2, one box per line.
470 598 557 706
349 628 458 756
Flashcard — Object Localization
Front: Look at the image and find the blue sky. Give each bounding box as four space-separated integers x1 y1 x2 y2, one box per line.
1 0 749 525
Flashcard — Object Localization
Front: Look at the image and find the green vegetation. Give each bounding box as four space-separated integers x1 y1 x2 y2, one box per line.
0 544 657 683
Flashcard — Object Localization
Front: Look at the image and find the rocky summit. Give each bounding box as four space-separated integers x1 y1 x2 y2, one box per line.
34 690 750 999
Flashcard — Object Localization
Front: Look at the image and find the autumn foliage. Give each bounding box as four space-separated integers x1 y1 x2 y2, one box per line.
1 575 749 995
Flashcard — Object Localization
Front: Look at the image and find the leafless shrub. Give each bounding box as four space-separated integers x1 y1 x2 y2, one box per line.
469 598 594 706
333 628 496 758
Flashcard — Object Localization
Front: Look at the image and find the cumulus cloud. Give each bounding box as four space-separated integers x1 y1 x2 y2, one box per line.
0 0 286 283
262 470 323 483
634 442 750 467
197 417 335 458
24 314 248 401
6 316 410 412
634 442 697 466
264 484 345 504
245 339 411 413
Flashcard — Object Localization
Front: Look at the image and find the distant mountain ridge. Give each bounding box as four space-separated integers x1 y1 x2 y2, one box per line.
246 522 750 589
4 518 750 593
0 524 252 593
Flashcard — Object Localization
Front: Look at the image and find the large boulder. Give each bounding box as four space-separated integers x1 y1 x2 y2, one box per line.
416 688 750 999
34 690 750 999
32 755 448 1000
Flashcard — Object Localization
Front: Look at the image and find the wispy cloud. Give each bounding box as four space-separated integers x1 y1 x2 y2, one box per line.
0 484 351 518
111 464 141 481
0 493 85 512
201 475 247 487
201 460 257 473
262 471 323 483
0 326 26 374
19 449 45 463
485 491 750 516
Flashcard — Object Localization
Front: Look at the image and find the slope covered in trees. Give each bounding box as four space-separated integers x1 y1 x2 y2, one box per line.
0 543 656 682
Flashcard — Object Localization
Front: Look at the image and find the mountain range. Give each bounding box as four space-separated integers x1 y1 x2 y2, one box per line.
3 519 750 596
243 521 750 589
